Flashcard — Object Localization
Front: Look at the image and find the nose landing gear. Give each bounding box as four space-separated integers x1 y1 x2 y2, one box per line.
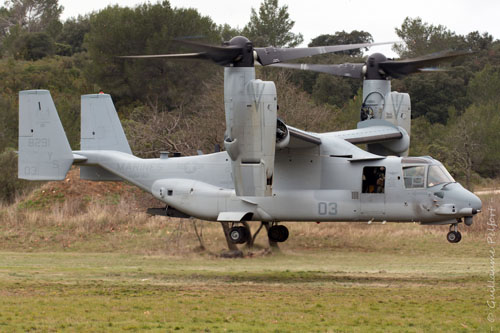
446 223 462 243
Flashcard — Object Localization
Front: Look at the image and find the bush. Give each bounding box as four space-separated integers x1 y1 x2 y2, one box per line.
15 32 55 61
0 149 37 203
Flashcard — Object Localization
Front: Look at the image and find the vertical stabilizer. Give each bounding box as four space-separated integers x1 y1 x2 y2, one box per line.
80 94 131 181
81 94 132 153
18 90 73 180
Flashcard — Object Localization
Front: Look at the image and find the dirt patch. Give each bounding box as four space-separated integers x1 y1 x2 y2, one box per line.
19 167 162 212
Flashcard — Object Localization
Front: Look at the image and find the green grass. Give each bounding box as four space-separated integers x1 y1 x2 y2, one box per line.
16 189 66 210
0 193 497 331
0 248 496 332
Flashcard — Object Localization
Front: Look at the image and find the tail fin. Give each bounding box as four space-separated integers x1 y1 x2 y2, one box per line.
81 94 131 153
80 94 131 181
18 90 73 180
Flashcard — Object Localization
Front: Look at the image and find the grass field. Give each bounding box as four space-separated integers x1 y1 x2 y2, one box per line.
0 225 497 332
0 184 498 331
0 248 494 332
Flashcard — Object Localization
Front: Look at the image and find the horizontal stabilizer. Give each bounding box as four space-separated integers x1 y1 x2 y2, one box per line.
18 90 73 180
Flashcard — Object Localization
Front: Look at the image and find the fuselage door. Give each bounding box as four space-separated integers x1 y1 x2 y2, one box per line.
360 166 386 218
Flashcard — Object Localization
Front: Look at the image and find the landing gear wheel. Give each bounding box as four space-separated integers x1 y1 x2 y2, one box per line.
240 226 250 244
268 225 289 243
278 225 289 242
446 231 462 243
229 226 248 244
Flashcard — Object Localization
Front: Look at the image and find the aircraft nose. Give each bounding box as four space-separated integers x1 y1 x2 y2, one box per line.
450 184 482 214
434 184 482 218
469 192 482 213
458 186 482 214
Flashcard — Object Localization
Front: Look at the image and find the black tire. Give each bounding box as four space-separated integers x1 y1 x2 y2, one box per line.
447 231 461 243
446 231 456 243
268 226 280 242
229 227 244 244
268 225 289 242
238 226 249 244
277 225 289 242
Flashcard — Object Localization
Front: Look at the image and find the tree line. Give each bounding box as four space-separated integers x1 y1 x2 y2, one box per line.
0 0 499 202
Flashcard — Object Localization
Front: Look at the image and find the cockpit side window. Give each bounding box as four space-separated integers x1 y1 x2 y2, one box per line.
427 165 455 187
362 166 386 193
403 166 425 189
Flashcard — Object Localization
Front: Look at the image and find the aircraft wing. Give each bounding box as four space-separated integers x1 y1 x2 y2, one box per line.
283 125 386 161
286 126 322 148
326 126 403 145
285 124 403 148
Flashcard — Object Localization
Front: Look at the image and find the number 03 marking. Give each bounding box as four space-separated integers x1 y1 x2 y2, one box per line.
318 202 337 216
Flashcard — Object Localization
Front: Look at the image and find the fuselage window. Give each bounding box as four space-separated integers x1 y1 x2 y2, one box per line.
403 166 425 188
362 166 386 193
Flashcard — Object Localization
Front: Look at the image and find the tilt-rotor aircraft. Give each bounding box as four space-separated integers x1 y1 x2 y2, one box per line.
18 36 481 245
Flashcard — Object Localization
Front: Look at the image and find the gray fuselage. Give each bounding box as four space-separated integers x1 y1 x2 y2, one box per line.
75 143 481 224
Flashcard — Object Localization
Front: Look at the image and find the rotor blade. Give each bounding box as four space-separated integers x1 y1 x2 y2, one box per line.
270 62 365 78
119 39 244 65
379 50 472 78
174 39 244 65
118 53 210 60
119 39 396 67
255 41 393 66
417 67 448 73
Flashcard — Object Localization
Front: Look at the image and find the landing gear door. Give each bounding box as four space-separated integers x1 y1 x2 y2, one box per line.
360 166 386 218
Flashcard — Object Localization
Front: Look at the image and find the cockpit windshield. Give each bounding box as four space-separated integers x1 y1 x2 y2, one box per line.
427 165 455 187
402 162 455 189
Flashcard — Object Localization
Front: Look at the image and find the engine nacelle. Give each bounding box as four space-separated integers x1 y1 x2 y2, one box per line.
223 67 277 196
361 80 412 157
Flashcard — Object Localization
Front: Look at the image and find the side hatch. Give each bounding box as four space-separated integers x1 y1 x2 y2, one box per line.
360 166 386 218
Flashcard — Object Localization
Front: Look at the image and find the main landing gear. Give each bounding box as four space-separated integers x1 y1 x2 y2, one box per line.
267 224 289 243
229 225 250 244
446 223 462 243
228 223 289 244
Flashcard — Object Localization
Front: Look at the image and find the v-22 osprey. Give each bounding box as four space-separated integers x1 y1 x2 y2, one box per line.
18 36 481 245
